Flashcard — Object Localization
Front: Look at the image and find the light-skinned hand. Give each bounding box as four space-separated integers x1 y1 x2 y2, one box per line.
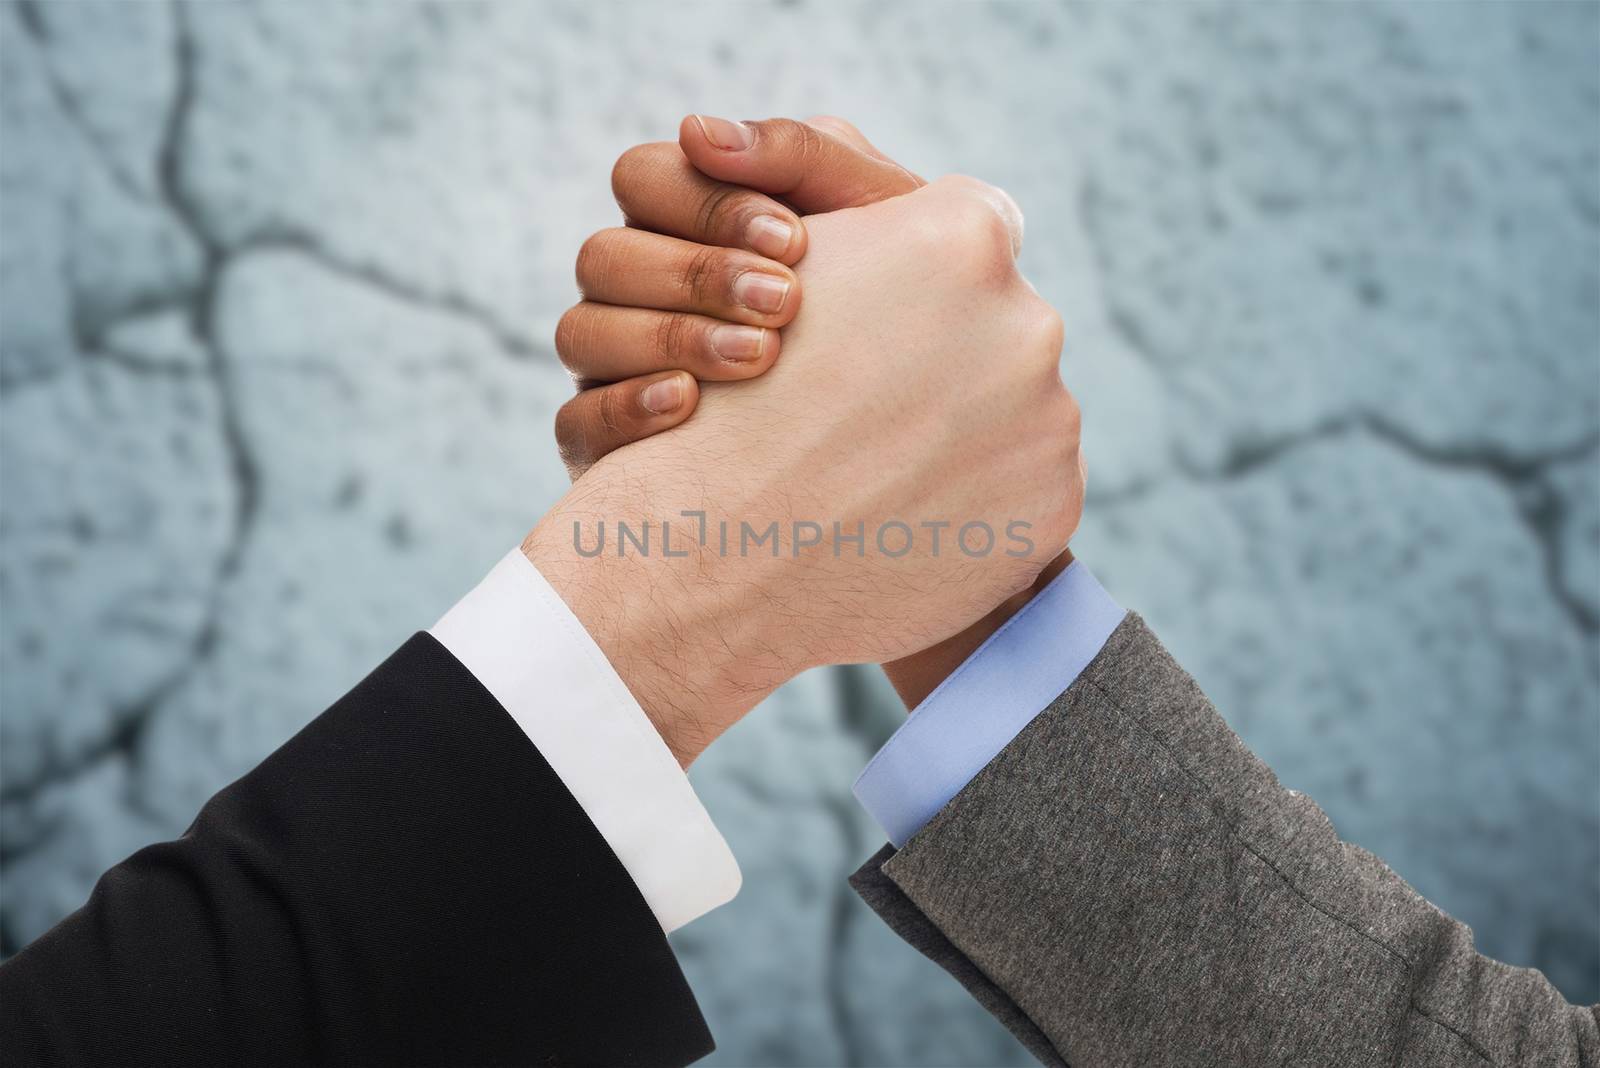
555 116 1079 715
528 162 1082 764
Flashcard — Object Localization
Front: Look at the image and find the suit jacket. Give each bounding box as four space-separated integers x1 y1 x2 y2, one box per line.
852 613 1600 1066
0 634 712 1067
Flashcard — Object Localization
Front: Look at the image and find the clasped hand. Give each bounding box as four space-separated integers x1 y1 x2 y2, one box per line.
523 116 1084 765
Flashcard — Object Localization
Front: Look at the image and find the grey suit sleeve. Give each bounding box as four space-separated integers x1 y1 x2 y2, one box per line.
851 613 1599 1067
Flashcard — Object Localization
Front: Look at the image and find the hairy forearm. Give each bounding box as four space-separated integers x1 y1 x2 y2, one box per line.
521 510 791 768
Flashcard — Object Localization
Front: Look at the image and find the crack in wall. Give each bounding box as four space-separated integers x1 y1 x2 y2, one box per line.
6 4 211 381
70 290 201 360
235 228 553 364
5 0 564 818
6 4 547 403
1090 413 1600 636
4 2 1595 1031
13 1 151 204
0 2 251 825
3 14 1591 789
1078 167 1600 637
78 341 201 381
1362 416 1600 635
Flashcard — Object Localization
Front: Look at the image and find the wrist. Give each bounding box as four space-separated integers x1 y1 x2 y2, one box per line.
882 548 1075 710
521 505 789 766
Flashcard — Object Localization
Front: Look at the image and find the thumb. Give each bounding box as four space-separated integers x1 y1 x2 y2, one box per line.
801 114 912 172
680 115 924 214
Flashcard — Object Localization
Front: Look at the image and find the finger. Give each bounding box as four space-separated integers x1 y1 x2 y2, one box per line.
612 142 807 264
556 302 778 386
555 370 699 479
798 115 929 207
801 114 920 178
680 114 924 214
576 227 799 327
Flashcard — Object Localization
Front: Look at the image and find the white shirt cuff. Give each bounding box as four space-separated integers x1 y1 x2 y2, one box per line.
429 548 740 933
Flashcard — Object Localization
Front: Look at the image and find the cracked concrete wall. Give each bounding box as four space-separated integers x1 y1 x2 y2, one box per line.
1 2 1595 1064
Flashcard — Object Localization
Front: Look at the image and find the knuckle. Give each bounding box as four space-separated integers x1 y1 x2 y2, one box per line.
932 175 1021 267
1052 490 1083 545
553 306 584 365
948 209 1016 280
681 245 725 305
930 172 989 197
1053 395 1083 464
755 117 825 170
962 199 1016 258
609 141 679 219
1029 304 1066 365
575 230 617 290
1062 466 1085 523
790 119 827 169
553 401 590 465
804 114 851 139
651 312 692 364
1020 392 1084 550
1060 388 1082 438
1040 470 1082 546
610 145 651 204
595 386 630 438
695 184 744 241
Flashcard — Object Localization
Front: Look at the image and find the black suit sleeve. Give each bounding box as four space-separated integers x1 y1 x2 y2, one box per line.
0 633 713 1067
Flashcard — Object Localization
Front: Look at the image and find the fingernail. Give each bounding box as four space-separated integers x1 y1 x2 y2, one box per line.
694 114 754 151
640 377 683 414
710 324 767 363
733 272 790 314
745 215 795 258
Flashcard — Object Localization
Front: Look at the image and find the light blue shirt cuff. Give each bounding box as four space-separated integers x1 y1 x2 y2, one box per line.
853 560 1125 848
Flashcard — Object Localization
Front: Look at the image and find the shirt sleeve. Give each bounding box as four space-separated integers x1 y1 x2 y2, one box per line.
430 548 740 933
853 560 1126 847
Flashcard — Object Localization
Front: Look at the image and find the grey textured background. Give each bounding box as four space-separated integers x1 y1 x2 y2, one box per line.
2 2 1596 1064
